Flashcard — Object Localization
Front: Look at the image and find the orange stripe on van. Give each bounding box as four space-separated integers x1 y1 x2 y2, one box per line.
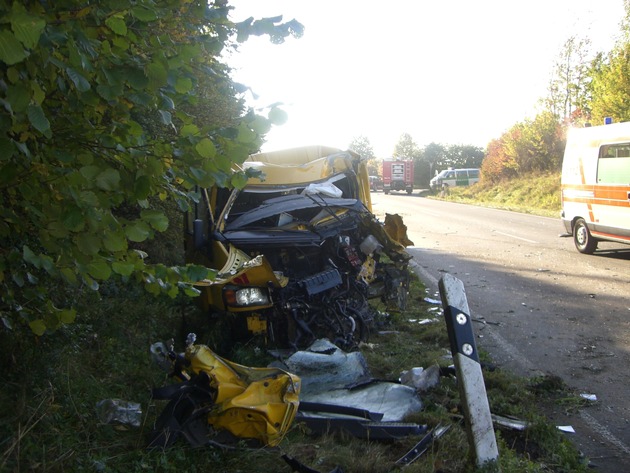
591 231 630 242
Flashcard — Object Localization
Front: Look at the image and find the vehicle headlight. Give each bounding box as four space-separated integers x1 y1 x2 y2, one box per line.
224 286 270 307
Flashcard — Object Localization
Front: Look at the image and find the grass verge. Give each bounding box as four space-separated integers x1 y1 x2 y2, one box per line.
1 274 591 472
430 172 561 218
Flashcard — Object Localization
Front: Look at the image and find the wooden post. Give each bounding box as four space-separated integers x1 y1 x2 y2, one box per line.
439 273 499 467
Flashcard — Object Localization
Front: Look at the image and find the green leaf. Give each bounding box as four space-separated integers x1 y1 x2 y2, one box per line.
125 221 151 242
46 221 68 238
59 308 76 324
23 245 40 267
79 191 100 207
146 61 167 90
27 104 51 135
175 77 193 93
133 175 151 200
7 84 30 112
195 138 216 159
141 210 169 232
103 231 127 252
77 234 100 256
0 30 28 65
11 10 46 49
95 168 120 191
96 84 120 101
105 16 128 36
29 319 47 336
181 124 199 137
60 267 78 284
83 274 99 291
62 207 85 232
186 265 210 281
80 165 100 180
66 67 91 92
0 138 15 164
183 285 201 297
249 116 271 134
87 260 111 280
126 67 148 90
231 172 248 189
131 6 158 22
268 107 288 125
160 94 174 110
158 110 172 126
112 261 135 276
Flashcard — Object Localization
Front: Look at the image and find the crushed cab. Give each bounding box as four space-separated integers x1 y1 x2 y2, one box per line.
185 145 412 349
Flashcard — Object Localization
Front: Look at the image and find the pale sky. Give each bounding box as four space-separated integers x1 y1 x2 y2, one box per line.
227 1 625 157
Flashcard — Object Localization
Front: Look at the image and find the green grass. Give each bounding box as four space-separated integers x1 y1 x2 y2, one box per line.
432 172 561 218
1 273 589 472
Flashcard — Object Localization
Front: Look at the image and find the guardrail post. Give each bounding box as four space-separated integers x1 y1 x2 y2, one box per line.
439 273 499 467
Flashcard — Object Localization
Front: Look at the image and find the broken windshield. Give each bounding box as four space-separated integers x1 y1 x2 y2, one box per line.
223 174 364 231
224 193 363 231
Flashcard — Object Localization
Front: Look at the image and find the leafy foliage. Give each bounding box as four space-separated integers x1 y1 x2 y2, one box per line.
481 112 565 183
348 135 378 174
544 36 592 125
0 0 303 334
588 41 630 125
393 132 420 159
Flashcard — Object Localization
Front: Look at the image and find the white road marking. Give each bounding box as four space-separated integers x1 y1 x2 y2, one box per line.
493 230 538 244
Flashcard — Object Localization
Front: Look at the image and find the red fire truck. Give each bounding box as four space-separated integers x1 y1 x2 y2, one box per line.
382 158 414 194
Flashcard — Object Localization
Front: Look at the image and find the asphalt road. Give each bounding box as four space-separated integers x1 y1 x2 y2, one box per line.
370 191 630 471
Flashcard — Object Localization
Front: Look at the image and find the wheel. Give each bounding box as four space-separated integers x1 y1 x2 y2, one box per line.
573 218 598 254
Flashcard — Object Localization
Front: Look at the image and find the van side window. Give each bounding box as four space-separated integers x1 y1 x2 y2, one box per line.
469 169 480 178
598 143 630 184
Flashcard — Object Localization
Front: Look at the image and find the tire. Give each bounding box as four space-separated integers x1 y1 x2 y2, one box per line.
573 218 598 254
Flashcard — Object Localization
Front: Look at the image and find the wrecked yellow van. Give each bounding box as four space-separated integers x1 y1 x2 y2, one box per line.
184 146 411 349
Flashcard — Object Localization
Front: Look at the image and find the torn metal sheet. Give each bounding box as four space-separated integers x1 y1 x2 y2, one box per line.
272 339 371 394
273 339 423 423
492 414 576 434
395 423 452 466
300 382 423 423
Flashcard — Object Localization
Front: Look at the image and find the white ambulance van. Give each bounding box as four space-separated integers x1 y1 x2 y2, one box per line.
561 121 630 253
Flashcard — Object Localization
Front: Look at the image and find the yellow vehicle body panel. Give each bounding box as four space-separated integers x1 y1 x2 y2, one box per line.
186 344 301 447
243 145 372 212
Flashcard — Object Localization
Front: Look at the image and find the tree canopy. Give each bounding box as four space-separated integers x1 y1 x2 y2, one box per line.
0 0 303 334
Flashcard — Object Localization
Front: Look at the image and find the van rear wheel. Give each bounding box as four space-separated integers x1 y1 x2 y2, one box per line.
573 218 598 254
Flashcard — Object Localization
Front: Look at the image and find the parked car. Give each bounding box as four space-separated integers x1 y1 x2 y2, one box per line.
369 175 382 191
430 168 480 192
184 146 412 350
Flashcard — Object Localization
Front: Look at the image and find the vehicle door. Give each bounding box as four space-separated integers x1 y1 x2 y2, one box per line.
595 143 630 233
